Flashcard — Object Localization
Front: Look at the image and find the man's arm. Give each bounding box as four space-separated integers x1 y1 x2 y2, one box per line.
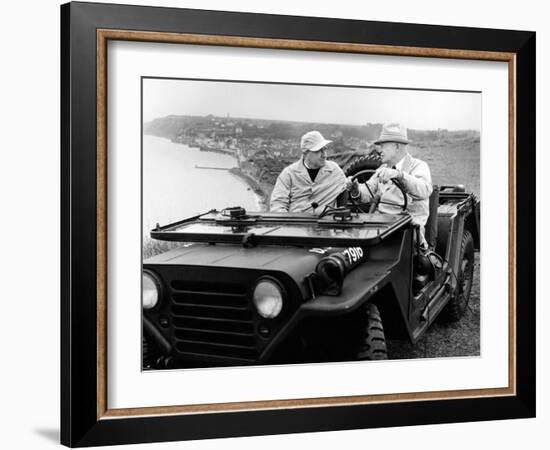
400 161 433 199
269 170 292 212
353 175 379 202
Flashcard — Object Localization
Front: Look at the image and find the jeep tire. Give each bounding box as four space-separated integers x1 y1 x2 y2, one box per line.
440 229 475 322
344 154 382 181
357 303 388 360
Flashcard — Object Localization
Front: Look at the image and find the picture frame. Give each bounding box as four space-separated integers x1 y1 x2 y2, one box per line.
60 1 535 447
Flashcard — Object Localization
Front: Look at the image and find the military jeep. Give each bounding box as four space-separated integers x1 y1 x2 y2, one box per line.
142 166 479 369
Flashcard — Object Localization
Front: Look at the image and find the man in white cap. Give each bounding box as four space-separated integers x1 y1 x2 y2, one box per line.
347 123 433 242
270 130 347 213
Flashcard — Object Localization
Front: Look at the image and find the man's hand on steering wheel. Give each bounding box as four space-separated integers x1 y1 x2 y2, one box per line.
344 177 361 197
375 167 403 184
346 168 408 212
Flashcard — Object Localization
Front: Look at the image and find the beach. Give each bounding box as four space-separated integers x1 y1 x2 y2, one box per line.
143 135 262 237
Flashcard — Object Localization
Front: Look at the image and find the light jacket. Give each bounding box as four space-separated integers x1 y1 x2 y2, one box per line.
270 158 347 213
357 153 433 227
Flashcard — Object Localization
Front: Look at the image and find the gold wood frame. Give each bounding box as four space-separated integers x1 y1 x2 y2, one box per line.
96 29 517 420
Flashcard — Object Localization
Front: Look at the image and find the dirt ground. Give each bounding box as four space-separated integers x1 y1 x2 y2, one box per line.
386 253 480 360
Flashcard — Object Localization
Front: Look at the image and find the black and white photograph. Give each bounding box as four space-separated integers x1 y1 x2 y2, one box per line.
141 78 481 370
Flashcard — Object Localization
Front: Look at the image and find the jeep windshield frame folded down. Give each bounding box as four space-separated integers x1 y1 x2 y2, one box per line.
150 209 413 248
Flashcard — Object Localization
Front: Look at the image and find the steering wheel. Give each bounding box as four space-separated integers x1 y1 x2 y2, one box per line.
350 169 408 213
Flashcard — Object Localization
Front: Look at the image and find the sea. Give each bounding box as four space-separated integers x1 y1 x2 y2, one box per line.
143 135 260 234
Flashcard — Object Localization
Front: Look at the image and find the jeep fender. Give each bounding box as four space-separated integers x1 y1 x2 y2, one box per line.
259 228 415 361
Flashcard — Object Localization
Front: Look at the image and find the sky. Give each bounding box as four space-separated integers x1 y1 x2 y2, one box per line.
143 78 481 131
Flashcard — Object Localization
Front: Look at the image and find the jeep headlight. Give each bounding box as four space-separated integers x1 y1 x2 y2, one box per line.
142 271 160 310
253 277 284 319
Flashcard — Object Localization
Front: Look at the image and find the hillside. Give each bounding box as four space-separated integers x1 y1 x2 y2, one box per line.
144 115 480 197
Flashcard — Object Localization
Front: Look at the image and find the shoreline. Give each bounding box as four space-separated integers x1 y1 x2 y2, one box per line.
228 167 269 211
146 134 271 211
171 137 270 211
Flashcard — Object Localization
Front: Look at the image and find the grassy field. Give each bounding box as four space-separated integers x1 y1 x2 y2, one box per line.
143 238 181 260
410 135 480 196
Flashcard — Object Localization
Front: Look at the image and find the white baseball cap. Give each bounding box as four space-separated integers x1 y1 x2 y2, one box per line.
300 131 332 152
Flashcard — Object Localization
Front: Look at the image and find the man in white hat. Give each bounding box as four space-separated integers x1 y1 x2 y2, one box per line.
270 130 347 213
347 123 433 241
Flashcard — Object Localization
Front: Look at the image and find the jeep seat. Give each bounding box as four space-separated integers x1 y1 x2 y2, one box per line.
424 185 439 249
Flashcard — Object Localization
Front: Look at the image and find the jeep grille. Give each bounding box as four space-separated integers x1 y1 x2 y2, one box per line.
169 280 259 363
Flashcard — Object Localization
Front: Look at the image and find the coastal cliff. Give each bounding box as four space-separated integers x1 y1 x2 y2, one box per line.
144 115 481 197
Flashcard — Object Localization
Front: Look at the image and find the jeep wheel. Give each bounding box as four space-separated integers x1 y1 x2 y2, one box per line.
441 229 475 322
357 303 388 360
344 154 382 181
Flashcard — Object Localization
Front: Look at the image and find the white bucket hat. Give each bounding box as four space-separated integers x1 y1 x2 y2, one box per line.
374 123 411 145
300 130 332 152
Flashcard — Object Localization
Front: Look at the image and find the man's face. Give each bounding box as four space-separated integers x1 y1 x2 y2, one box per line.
305 148 327 169
378 142 400 165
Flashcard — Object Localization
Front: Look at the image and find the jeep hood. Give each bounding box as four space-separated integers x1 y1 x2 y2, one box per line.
144 244 326 281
